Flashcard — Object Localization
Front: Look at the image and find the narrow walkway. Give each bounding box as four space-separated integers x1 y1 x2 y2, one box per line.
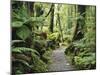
49 47 75 72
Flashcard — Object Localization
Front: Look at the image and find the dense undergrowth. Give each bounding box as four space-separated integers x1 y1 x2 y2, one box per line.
11 1 96 74
11 1 60 74
65 6 96 70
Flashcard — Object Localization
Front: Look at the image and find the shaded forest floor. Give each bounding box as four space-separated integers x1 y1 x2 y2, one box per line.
48 46 76 72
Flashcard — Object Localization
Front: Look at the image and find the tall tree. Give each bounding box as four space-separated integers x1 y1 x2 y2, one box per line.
72 5 86 41
49 4 55 33
25 2 34 17
57 4 64 42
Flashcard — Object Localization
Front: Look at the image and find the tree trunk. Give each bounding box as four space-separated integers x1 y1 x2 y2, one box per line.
72 5 86 41
49 4 55 33
45 4 53 17
26 2 34 16
57 13 64 42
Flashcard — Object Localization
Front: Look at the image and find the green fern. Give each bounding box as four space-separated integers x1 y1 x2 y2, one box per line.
16 25 31 40
74 53 96 69
31 53 48 72
12 21 23 28
12 47 39 56
12 59 32 74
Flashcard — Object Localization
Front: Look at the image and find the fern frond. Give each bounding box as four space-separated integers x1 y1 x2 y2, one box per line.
12 47 40 56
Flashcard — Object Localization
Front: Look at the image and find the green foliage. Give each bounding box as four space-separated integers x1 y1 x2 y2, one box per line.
65 34 96 69
48 32 59 41
65 41 96 69
33 60 48 72
65 43 74 55
63 35 72 43
12 47 39 56
12 21 23 28
35 3 44 17
12 4 29 22
65 6 96 70
13 59 31 69
11 2 52 74
41 49 52 64
74 53 96 69
12 47 48 74
12 7 45 28
16 25 31 40
31 53 48 72
12 1 96 73
47 32 60 49
33 40 46 55
12 59 31 74
29 16 45 22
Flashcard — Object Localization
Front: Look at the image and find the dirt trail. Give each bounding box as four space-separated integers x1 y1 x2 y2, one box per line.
49 47 75 72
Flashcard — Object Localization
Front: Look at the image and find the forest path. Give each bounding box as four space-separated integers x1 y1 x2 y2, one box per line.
48 46 75 72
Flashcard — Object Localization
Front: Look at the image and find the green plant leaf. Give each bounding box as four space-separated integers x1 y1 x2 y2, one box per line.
12 21 23 28
12 47 40 56
16 25 31 40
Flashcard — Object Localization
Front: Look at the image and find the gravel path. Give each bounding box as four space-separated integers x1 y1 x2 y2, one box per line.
48 47 75 72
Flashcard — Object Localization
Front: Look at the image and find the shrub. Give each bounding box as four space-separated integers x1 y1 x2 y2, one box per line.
33 40 46 55
12 47 48 74
74 53 96 69
31 53 48 72
41 49 52 64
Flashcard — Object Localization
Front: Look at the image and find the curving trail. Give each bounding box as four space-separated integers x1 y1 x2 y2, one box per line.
49 47 75 72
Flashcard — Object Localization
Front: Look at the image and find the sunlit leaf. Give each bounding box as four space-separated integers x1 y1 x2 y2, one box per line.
12 21 23 28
